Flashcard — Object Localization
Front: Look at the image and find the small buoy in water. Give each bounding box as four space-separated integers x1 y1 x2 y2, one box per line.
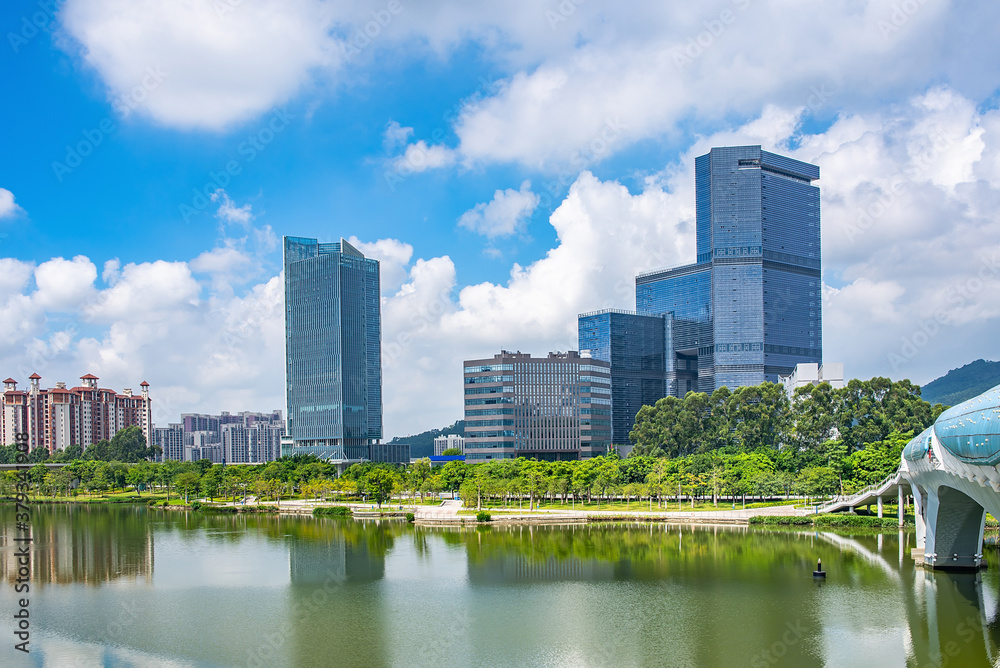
813 558 826 578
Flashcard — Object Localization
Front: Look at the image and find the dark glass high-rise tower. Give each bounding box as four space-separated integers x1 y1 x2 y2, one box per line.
636 145 821 394
577 310 667 445
284 236 382 460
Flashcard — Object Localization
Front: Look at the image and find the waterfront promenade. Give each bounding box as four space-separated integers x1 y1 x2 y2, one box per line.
257 497 814 524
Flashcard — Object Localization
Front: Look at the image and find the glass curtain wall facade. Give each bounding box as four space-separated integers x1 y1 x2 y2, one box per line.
578 310 666 445
284 236 382 460
463 351 611 461
636 146 821 395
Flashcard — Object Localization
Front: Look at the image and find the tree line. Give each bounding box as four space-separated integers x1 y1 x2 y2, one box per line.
1 377 944 509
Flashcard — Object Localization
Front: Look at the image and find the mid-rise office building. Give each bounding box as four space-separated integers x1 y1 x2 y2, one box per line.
463 350 611 461
433 434 465 456
370 443 411 464
635 145 822 394
2 374 151 452
578 310 668 445
284 236 383 462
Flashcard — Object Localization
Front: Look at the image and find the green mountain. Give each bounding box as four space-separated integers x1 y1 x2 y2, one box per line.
920 359 1000 408
388 420 465 458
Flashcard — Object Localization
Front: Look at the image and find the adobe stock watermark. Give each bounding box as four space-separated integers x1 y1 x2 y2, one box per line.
842 129 954 244
750 619 805 667
382 291 453 369
383 75 500 192
888 251 1000 371
16 328 77 381
537 117 628 209
804 82 836 115
7 0 61 53
179 107 294 222
245 569 347 667
672 0 753 70
877 0 932 40
51 66 170 182
343 0 410 61
545 0 587 31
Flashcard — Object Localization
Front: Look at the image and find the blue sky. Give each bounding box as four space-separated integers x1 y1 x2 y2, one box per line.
3 0 1000 438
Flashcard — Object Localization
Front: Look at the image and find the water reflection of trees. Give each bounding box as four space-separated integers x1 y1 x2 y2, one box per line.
451 523 906 584
0 505 153 585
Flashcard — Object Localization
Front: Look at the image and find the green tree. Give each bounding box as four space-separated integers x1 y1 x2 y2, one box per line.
790 382 837 451
175 471 202 503
410 457 432 502
51 444 83 462
843 430 912 490
439 461 468 492
725 383 791 451
797 466 839 500
364 468 397 508
832 378 939 453
28 447 50 463
200 466 224 501
441 448 463 456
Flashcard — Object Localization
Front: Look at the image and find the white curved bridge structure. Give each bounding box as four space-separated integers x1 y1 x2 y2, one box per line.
819 384 1000 570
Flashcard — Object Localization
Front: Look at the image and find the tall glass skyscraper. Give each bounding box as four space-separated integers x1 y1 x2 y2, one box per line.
284 236 382 460
636 146 821 393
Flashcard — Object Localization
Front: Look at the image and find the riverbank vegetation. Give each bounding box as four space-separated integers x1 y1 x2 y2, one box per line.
0 377 943 513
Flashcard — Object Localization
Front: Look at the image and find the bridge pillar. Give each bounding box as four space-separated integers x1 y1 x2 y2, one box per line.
877 496 883 518
922 485 985 571
913 486 926 550
898 487 904 528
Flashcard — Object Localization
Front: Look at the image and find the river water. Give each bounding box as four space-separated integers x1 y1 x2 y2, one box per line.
1 505 999 667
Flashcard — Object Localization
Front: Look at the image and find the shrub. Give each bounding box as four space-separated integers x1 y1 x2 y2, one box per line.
748 516 813 525
814 514 901 528
749 514 910 528
190 501 202 511
476 511 492 522
313 506 351 517
405 512 415 523
200 505 237 514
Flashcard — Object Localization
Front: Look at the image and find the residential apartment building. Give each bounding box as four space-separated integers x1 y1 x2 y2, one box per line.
155 410 285 463
2 374 151 452
433 434 465 456
151 424 185 462
463 350 611 461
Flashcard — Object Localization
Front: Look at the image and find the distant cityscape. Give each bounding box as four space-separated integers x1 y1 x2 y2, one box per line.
3 145 845 465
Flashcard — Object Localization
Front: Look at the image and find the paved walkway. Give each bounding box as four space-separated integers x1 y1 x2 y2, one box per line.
477 503 814 521
215 497 816 522
415 499 463 520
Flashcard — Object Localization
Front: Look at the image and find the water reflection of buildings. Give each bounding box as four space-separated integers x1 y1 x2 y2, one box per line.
1 507 153 585
289 529 385 584
285 520 393 668
468 553 614 584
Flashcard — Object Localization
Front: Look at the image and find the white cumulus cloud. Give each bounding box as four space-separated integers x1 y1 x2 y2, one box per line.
59 0 343 130
458 181 540 239
0 188 22 219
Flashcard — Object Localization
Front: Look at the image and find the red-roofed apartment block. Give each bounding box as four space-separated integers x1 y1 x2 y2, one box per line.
2 374 152 453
